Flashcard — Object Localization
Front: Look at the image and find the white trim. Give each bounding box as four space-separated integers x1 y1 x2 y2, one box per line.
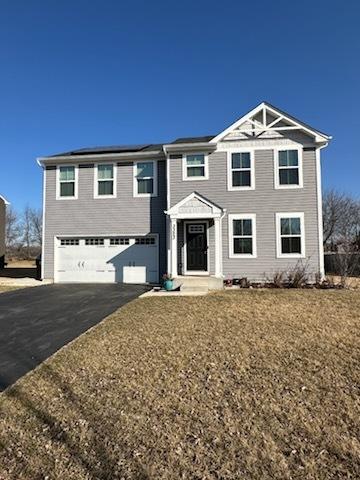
316 147 325 279
228 214 257 259
170 218 177 276
274 147 303 189
184 220 209 275
56 165 78 200
276 212 305 258
94 163 117 199
226 148 255 191
41 168 46 279
210 102 331 144
0 195 9 205
133 160 158 197
214 216 222 277
182 153 209 181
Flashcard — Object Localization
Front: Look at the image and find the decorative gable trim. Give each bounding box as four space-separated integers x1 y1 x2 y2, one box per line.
165 191 223 219
210 102 331 144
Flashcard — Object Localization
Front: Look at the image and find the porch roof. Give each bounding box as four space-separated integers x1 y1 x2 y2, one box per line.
165 192 224 219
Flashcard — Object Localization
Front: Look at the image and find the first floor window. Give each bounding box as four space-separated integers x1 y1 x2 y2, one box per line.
59 166 76 197
134 161 157 196
277 213 304 257
276 149 302 187
184 154 207 179
229 151 253 188
229 214 256 257
97 164 115 196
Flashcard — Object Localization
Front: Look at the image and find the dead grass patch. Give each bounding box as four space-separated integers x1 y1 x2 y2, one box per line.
0 290 359 479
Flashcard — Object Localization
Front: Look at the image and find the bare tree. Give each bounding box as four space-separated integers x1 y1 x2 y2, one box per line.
22 206 33 259
323 189 360 249
29 208 42 246
323 189 360 281
5 205 20 248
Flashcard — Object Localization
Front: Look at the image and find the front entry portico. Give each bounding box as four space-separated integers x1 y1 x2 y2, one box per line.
165 192 225 278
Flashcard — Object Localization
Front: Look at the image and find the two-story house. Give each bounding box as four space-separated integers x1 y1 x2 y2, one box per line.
38 102 331 285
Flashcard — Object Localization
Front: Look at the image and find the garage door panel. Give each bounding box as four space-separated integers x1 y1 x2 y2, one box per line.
56 236 158 284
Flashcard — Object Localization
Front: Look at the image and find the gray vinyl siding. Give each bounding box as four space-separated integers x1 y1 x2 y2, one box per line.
43 160 166 280
170 147 321 281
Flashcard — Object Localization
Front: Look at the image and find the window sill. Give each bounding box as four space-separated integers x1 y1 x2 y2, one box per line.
228 186 255 191
274 184 303 190
94 195 117 199
134 193 158 198
56 196 77 200
277 253 305 259
183 176 208 181
229 253 257 259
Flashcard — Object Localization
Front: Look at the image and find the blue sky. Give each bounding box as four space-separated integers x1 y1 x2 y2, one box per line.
0 0 359 210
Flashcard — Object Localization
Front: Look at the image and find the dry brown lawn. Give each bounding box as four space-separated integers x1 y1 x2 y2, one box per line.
0 290 359 479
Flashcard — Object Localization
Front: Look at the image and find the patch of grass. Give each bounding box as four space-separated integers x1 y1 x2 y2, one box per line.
0 290 359 479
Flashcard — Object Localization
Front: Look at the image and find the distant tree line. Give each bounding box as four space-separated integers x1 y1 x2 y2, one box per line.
323 189 360 277
5 206 42 260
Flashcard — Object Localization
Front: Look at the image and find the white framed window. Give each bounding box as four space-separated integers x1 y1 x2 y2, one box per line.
133 160 158 197
56 165 78 199
85 238 105 246
182 153 208 180
60 238 79 246
228 214 257 258
94 163 116 198
276 212 305 258
227 150 255 190
274 148 303 189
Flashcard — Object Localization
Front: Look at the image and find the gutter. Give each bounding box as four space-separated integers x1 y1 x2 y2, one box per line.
37 150 165 165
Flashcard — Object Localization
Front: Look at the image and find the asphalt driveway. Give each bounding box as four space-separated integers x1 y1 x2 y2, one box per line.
0 284 149 391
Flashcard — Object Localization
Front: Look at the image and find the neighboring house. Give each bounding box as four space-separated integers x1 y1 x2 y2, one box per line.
0 195 9 269
38 102 331 284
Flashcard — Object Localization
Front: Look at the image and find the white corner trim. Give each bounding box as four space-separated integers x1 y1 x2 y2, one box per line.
226 148 255 191
94 162 117 199
273 147 303 189
228 213 257 258
133 159 158 197
275 212 305 258
316 148 325 278
41 167 46 279
182 153 209 181
56 165 78 200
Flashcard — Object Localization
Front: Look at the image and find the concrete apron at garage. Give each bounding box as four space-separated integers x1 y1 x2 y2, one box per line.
0 283 149 391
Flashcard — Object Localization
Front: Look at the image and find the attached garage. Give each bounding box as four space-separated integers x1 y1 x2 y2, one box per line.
55 235 159 284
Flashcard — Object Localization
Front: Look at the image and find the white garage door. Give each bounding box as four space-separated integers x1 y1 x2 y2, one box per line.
56 236 158 284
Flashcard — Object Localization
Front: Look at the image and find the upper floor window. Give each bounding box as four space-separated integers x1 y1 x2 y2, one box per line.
183 153 208 180
275 149 303 188
57 165 77 199
228 214 257 258
95 164 116 197
227 151 254 190
276 212 305 257
133 160 157 197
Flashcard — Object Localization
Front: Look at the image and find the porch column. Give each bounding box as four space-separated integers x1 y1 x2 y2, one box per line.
170 217 178 276
214 216 222 277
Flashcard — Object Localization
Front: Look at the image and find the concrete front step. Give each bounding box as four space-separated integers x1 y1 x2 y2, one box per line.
174 276 223 292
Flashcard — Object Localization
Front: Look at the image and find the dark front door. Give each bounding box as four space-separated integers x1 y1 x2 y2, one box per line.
186 223 207 272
